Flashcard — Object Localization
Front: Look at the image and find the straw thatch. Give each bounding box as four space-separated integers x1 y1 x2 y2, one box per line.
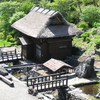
12 6 83 38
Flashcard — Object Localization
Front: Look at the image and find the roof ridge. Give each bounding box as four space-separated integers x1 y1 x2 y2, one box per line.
30 6 58 16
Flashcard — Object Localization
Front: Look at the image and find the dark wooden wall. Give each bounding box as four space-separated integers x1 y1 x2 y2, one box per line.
21 36 72 62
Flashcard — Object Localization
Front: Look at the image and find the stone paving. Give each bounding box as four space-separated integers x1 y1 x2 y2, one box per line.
0 74 39 100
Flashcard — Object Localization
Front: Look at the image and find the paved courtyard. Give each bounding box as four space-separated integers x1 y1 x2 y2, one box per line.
0 74 39 100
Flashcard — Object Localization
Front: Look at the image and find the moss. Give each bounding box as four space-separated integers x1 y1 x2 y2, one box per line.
87 95 100 100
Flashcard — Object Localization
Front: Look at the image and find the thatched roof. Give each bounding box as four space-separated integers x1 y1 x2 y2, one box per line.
43 58 73 72
18 37 33 45
12 6 83 38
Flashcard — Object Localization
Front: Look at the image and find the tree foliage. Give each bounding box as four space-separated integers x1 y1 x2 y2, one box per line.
0 1 21 38
0 1 34 41
80 5 100 26
18 1 34 14
0 0 100 45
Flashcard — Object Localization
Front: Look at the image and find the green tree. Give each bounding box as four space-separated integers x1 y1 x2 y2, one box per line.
9 12 26 24
39 0 50 8
47 0 79 22
18 1 34 14
0 1 21 38
79 5 100 27
9 11 26 41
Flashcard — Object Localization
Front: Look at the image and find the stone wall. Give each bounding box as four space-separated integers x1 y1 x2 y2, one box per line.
68 93 84 100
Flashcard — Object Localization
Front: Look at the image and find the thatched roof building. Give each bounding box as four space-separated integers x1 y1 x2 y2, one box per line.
12 6 82 38
11 6 83 62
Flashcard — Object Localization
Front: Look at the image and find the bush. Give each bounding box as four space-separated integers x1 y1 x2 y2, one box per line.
81 32 92 41
6 35 12 41
86 37 91 43
77 21 88 31
94 39 100 45
92 21 100 28
94 34 100 39
91 28 97 35
0 32 4 39
9 38 15 42
14 33 21 39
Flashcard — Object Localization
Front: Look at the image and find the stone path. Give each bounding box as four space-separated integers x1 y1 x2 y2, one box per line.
68 76 99 86
0 74 39 100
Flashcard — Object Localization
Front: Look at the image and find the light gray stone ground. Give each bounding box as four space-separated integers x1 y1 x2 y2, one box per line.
0 74 39 100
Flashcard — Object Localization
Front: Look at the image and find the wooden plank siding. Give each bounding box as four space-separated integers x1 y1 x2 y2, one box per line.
21 37 72 62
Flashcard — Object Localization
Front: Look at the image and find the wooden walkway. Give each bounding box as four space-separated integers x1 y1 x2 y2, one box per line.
0 50 22 63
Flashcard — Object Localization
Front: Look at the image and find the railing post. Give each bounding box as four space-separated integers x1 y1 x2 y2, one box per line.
26 67 29 86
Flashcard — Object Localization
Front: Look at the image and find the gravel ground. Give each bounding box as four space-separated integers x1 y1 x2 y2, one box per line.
0 74 39 100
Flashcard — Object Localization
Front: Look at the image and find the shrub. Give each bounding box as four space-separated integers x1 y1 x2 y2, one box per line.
9 38 15 42
77 21 88 31
81 32 92 41
91 28 97 35
94 34 100 39
14 33 21 39
6 35 12 41
92 21 100 28
0 32 4 39
86 37 91 43
94 39 100 45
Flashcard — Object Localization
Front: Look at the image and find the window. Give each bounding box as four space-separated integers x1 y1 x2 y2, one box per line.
36 45 41 57
50 17 63 25
59 45 67 49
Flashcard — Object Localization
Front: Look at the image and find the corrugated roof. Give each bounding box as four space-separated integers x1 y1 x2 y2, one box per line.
12 6 83 38
43 58 73 72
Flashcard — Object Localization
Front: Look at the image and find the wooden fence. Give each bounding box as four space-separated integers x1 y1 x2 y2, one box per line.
0 50 22 63
28 72 68 92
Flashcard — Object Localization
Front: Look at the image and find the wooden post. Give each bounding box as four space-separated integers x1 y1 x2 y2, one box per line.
26 67 29 86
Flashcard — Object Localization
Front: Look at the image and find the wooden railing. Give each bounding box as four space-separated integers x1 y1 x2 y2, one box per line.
28 72 68 92
0 50 22 63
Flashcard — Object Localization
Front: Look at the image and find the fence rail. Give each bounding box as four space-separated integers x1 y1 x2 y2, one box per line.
0 50 22 63
28 72 68 92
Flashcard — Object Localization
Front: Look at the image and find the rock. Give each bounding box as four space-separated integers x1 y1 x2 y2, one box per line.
28 86 38 96
18 75 27 81
95 92 100 99
43 93 55 100
97 27 100 34
5 75 12 81
0 66 8 76
58 87 67 100
75 56 96 78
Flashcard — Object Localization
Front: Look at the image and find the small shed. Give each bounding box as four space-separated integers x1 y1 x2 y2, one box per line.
43 58 73 73
12 6 83 62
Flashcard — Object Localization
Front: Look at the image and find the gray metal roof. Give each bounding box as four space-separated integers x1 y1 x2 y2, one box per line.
12 6 83 38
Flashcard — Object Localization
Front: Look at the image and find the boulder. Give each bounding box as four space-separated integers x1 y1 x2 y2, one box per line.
75 56 96 78
58 87 66 100
18 75 27 81
0 66 8 76
97 27 100 34
95 92 100 99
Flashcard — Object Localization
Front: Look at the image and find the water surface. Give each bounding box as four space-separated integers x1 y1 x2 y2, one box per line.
79 84 100 96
